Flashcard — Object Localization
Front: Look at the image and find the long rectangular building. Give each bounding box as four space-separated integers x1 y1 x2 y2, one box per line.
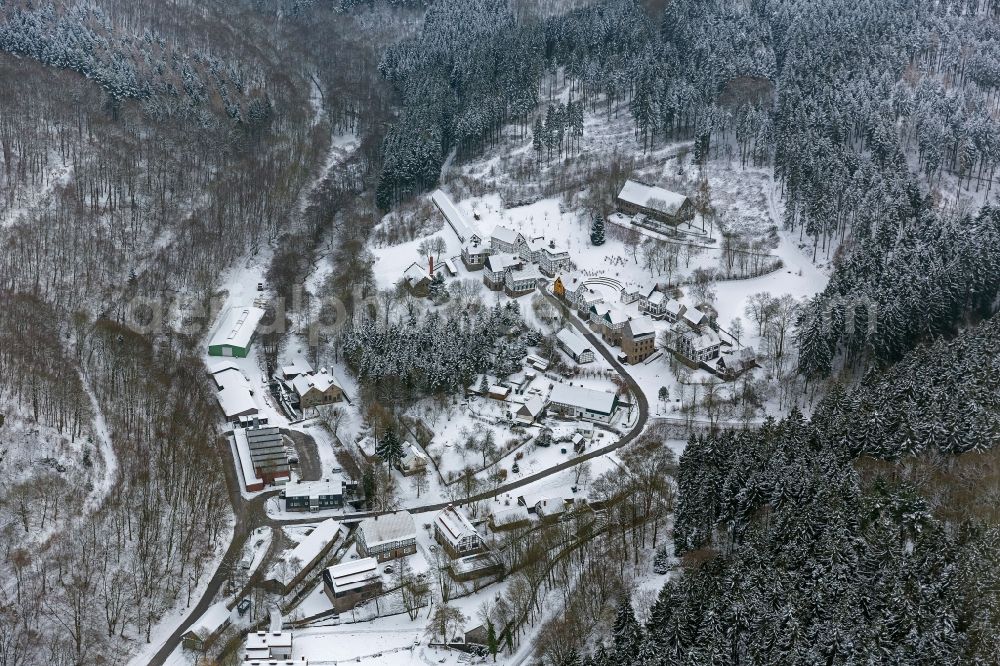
616 180 693 227
548 384 619 423
208 306 266 357
244 426 290 488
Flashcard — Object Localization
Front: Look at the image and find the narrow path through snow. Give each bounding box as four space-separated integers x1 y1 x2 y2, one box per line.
79 369 118 513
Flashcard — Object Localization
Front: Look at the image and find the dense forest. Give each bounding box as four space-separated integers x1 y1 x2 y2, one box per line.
363 0 1000 662
0 0 393 662
589 313 1000 664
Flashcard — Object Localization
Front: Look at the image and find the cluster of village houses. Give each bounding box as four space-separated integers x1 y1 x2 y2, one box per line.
204 306 348 492
200 178 754 499
320 497 585 620
182 179 744 660
403 180 750 371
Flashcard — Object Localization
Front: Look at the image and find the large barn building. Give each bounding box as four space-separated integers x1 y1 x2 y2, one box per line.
208 306 266 357
616 180 694 227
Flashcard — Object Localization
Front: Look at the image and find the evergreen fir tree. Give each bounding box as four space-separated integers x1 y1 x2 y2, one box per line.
486 620 498 662
611 599 642 659
591 215 605 246
375 429 405 469
653 545 670 575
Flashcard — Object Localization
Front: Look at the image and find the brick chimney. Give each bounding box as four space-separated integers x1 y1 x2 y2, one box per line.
429 255 434 276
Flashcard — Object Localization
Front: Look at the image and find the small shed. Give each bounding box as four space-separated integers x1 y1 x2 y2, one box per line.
181 601 232 652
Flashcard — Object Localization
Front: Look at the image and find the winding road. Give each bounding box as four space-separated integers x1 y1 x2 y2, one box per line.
146 285 650 666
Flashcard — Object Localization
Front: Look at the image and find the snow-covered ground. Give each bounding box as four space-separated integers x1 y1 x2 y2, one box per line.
125 515 236 666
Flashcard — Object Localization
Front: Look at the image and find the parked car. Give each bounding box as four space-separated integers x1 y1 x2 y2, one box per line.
237 598 251 616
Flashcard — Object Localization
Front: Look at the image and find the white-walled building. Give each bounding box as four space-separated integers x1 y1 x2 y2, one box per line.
548 384 619 423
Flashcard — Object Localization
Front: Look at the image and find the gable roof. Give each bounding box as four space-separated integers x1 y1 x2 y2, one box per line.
590 302 611 317
517 396 546 418
186 601 231 639
431 189 480 242
548 383 617 415
484 253 520 273
617 180 689 217
491 225 520 246
435 506 479 546
402 262 431 285
325 557 379 593
625 317 656 338
490 505 531 526
213 368 259 418
508 263 543 282
291 372 340 397
280 358 313 378
209 306 266 350
605 308 630 326
683 327 721 351
358 511 416 547
556 328 591 358
682 307 709 327
534 497 567 516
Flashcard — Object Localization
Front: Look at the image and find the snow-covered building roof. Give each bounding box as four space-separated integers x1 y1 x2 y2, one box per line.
431 189 479 242
284 479 343 499
325 557 379 594
646 290 667 306
605 308 630 326
434 506 479 549
490 505 531 528
186 601 231 639
534 497 567 518
245 630 292 659
682 326 721 351
557 328 591 358
491 225 520 246
484 253 520 273
521 396 545 418
207 359 240 375
557 271 585 294
508 263 543 282
290 371 339 397
617 180 689 217
625 317 656 338
402 261 431 285
548 384 617 415
683 307 709 328
357 511 416 548
591 302 611 318
665 298 685 316
488 384 511 398
400 443 428 468
539 240 568 257
280 358 313 379
214 368 259 418
209 306 265 351
270 518 343 587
